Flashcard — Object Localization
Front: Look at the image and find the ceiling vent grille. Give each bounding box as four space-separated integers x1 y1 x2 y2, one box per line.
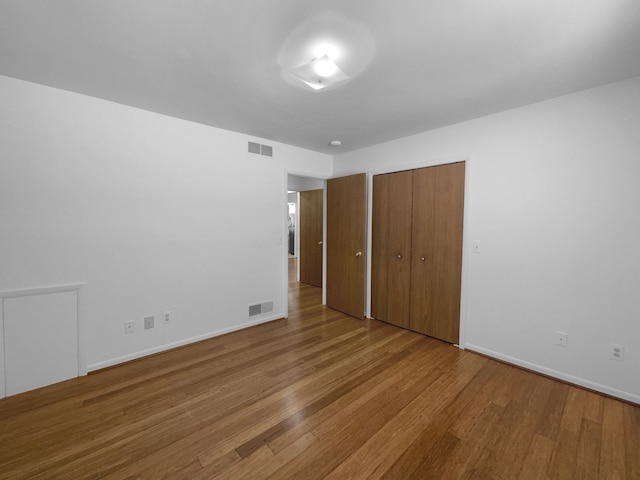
248 141 273 157
249 300 274 317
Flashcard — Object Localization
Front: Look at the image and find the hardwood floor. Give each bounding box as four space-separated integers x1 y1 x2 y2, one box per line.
0 258 638 479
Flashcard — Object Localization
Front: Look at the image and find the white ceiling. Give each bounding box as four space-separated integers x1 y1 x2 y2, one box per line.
1 0 640 155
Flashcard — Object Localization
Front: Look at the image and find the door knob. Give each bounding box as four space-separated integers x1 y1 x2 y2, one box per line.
355 251 363 257
421 256 425 261
397 254 402 259
318 241 323 245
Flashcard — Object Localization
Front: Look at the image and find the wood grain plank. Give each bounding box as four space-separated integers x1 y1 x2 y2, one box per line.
0 258 637 480
574 419 602 480
624 403 640 479
517 434 556 480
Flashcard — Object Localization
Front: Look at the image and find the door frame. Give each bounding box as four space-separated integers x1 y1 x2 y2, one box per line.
283 170 329 319
367 154 472 349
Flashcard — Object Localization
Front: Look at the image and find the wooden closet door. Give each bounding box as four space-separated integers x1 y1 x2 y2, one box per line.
371 170 413 328
299 189 323 287
326 173 366 318
410 162 465 343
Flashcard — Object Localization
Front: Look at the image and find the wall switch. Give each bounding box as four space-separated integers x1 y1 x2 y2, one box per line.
144 315 155 330
125 321 135 334
555 331 568 347
163 311 171 324
610 344 625 361
473 241 481 253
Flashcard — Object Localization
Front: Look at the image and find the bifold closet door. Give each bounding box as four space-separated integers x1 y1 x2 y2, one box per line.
299 189 323 287
326 173 367 318
371 170 413 328
410 162 465 343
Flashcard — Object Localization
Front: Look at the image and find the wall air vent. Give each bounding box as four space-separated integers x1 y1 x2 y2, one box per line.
248 141 261 154
248 141 274 157
249 300 274 317
260 144 273 157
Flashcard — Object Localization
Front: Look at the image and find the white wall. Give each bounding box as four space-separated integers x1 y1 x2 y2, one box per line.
334 76 640 403
0 75 332 388
2 73 638 403
288 175 325 192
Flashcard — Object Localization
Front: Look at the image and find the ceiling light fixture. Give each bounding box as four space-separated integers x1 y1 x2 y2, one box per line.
278 13 375 92
313 44 340 60
329 140 342 147
313 56 338 77
291 54 350 91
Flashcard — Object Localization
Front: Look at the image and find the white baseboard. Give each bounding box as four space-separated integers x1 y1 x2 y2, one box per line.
87 313 283 372
465 344 639 405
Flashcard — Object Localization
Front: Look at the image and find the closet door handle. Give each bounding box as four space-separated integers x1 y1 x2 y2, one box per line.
355 251 363 257
420 256 425 261
318 241 323 245
397 254 402 259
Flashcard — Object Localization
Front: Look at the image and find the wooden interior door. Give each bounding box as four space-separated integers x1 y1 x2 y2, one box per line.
299 189 323 287
410 162 465 343
326 173 367 318
371 170 413 328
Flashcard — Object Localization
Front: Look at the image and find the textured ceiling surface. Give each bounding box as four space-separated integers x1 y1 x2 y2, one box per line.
1 0 640 154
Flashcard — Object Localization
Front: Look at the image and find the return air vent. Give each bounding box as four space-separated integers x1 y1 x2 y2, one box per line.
260 144 273 157
248 141 273 157
248 300 274 317
248 141 261 154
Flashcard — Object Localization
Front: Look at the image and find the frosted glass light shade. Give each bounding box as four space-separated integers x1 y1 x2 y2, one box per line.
291 55 350 90
313 56 338 77
278 12 375 91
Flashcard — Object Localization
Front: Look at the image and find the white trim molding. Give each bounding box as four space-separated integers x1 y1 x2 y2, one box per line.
87 312 283 372
466 344 640 405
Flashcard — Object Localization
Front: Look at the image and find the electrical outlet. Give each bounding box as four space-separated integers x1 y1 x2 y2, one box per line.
144 315 155 330
163 311 171 324
555 331 568 347
610 344 625 361
124 321 135 334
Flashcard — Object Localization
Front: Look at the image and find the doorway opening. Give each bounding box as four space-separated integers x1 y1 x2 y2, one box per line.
286 174 325 313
